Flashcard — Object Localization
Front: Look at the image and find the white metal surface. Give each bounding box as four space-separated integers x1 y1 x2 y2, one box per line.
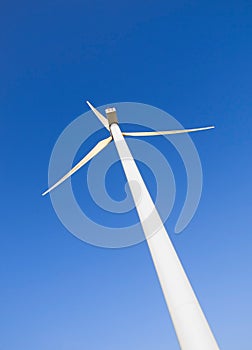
42 136 112 196
86 101 110 130
122 125 214 137
110 122 219 350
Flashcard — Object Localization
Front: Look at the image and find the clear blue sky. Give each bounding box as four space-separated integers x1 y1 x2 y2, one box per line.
1 0 252 349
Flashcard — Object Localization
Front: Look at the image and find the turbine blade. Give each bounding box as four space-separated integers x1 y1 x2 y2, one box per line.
86 101 110 130
42 136 112 196
123 126 215 137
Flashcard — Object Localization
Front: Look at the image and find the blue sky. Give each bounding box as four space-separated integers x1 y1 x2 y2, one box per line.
1 0 252 349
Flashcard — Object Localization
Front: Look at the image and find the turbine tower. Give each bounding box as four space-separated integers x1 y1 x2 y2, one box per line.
43 102 220 350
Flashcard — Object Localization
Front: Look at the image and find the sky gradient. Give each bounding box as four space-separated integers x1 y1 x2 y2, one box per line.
1 0 252 349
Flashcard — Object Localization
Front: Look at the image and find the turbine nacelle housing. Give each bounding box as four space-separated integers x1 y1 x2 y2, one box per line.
105 107 118 127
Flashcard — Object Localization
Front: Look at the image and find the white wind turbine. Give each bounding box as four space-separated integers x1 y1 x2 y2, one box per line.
42 102 219 350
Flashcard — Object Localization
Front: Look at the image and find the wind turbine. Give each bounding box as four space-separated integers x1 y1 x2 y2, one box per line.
42 102 219 350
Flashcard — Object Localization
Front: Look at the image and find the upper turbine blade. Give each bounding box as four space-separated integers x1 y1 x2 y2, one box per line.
122 126 215 137
42 136 112 196
86 101 110 130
